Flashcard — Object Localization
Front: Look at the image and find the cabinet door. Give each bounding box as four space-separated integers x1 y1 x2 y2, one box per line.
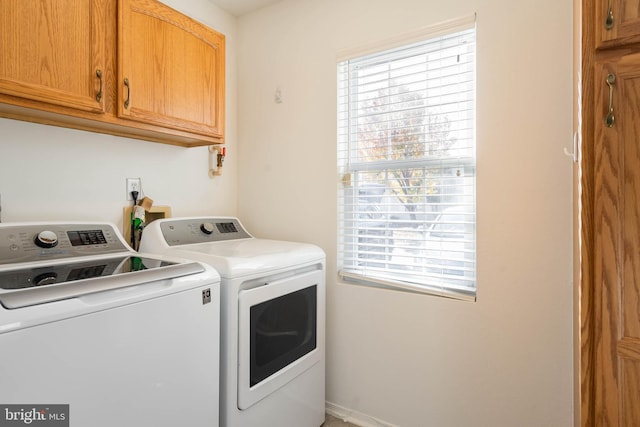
596 0 640 48
0 0 108 113
118 0 225 140
593 52 640 426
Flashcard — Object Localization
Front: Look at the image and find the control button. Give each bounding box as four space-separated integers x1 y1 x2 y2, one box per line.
9 244 19 252
33 272 58 286
200 223 215 235
34 231 59 248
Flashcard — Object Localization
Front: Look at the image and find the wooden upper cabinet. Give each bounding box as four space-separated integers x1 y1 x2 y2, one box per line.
118 0 225 141
0 0 225 147
596 0 640 48
0 0 108 113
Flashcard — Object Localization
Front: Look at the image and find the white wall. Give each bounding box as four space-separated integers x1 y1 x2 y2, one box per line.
236 1 574 426
0 0 237 229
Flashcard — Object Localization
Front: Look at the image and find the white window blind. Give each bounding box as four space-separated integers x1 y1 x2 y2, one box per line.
337 20 476 301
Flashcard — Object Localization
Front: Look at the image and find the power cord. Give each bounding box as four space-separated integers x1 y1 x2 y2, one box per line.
130 190 139 249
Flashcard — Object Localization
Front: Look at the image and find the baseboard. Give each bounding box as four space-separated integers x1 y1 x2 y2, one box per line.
325 402 397 427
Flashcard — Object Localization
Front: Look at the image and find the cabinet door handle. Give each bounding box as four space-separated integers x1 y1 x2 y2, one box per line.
605 0 614 30
96 69 103 102
606 73 616 128
124 78 131 109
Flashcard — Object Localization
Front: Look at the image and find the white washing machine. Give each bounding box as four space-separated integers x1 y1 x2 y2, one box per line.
139 217 326 427
0 222 220 427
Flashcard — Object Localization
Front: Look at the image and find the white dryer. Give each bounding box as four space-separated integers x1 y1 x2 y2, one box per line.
139 217 326 427
0 222 220 427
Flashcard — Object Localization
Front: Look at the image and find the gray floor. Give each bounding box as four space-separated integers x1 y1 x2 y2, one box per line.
323 414 359 427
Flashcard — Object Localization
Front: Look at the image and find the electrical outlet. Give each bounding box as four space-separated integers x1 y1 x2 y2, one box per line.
126 178 142 200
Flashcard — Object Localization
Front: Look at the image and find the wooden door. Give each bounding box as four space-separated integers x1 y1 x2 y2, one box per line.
0 0 108 113
593 51 640 426
596 0 640 48
117 0 225 140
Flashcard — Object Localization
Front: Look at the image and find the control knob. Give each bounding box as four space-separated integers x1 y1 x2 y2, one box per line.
33 272 58 286
34 230 59 248
200 222 215 235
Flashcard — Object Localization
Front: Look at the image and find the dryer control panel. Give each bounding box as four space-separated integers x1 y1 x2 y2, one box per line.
159 217 252 246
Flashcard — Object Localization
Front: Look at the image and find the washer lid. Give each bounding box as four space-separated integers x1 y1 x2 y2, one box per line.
0 256 208 309
166 238 325 278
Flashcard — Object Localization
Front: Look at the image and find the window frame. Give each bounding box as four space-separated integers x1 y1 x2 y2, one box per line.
337 15 477 302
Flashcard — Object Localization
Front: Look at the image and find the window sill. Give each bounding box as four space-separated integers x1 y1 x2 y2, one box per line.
339 270 476 302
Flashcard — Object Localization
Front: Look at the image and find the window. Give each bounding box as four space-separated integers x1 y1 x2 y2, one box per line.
337 17 476 301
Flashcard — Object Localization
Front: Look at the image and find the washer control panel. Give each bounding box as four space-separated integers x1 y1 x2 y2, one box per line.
0 223 127 265
159 217 252 246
